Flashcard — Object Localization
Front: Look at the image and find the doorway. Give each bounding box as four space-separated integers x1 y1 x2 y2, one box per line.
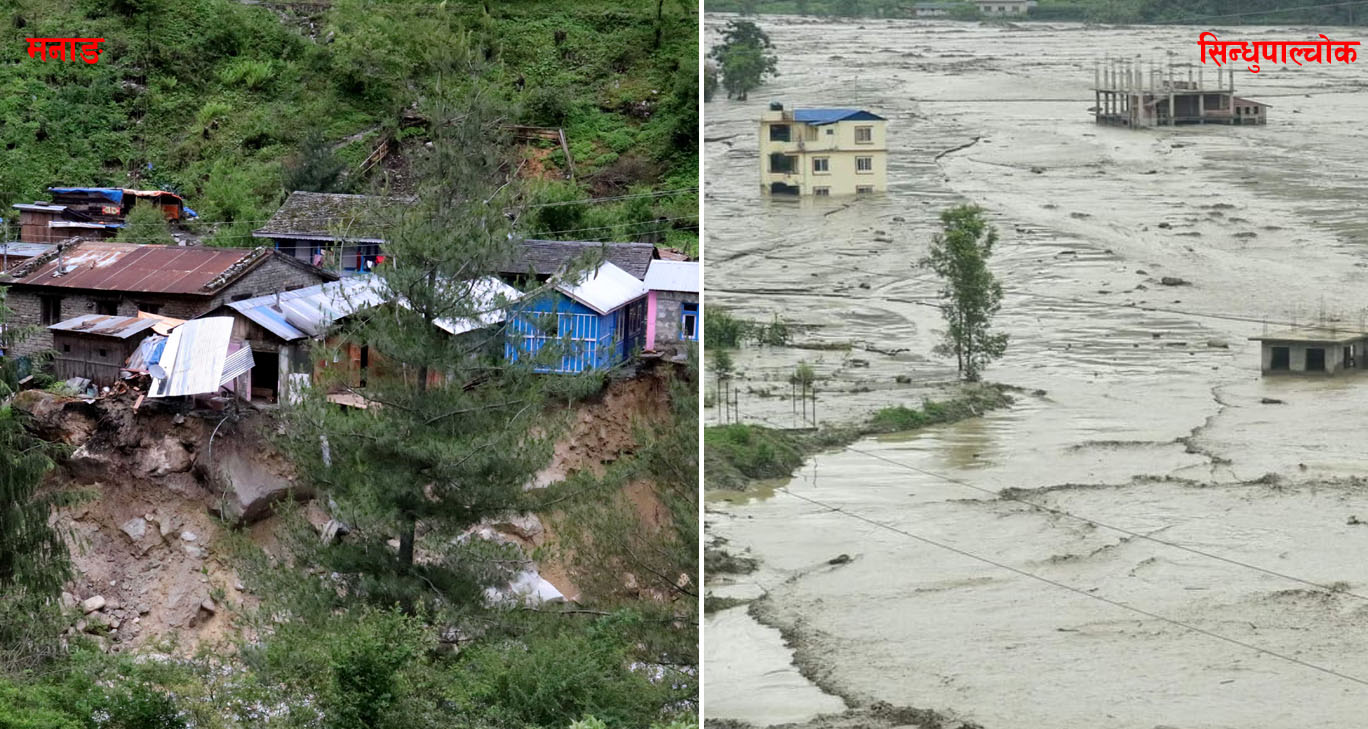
1306 347 1326 372
251 350 279 402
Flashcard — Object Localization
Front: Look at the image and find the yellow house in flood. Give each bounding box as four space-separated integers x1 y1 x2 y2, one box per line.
758 104 887 196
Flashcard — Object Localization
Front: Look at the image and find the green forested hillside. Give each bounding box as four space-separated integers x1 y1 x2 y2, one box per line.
1 0 698 251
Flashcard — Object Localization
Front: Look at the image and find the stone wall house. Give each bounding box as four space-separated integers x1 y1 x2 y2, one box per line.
642 259 699 357
1 241 335 357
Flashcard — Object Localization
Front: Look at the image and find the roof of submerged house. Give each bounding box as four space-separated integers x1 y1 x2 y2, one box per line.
4 241 334 295
252 191 411 243
793 109 886 125
504 240 657 280
1249 326 1368 344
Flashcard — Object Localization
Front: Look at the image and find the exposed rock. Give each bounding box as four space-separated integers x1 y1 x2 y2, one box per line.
203 435 311 525
1159 276 1190 286
492 514 545 543
180 531 198 543
67 445 115 481
120 518 147 542
82 595 106 614
136 436 194 477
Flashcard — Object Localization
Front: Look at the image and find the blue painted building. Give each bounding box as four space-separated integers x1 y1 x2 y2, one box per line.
505 262 649 374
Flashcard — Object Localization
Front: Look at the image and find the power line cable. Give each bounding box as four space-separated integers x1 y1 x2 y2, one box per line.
769 484 1368 688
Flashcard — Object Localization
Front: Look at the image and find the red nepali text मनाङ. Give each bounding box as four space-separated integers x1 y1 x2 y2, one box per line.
25 38 104 64
1199 31 1358 73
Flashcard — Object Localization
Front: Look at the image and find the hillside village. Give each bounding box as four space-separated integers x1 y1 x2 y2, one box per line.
0 1 699 726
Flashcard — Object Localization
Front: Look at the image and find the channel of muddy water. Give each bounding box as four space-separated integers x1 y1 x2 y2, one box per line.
705 15 1368 729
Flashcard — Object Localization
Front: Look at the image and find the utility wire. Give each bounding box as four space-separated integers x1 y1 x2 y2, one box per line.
747 411 1368 605
770 484 1368 689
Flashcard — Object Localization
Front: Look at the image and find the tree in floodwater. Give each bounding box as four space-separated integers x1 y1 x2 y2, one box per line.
275 71 577 612
921 205 1007 382
708 20 777 101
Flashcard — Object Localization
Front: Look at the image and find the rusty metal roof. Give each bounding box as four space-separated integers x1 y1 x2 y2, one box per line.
48 314 158 339
7 241 267 295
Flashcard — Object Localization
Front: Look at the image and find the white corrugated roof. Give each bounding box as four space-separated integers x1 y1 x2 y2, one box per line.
228 276 520 340
555 262 648 315
643 260 699 293
149 317 235 398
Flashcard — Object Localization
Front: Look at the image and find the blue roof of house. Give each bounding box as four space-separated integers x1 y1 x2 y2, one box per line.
793 109 885 125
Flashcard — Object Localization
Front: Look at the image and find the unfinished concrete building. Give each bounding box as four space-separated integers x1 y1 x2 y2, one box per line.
1093 59 1268 128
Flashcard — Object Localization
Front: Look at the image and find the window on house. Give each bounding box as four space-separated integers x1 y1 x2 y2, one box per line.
770 153 796 174
95 300 118 316
62 343 71 353
857 185 874 194
770 124 791 142
855 126 873 143
97 348 107 358
1270 347 1290 370
813 187 831 196
681 303 698 341
856 156 874 173
825 128 834 135
813 157 830 173
1306 347 1326 371
40 296 62 326
137 303 161 315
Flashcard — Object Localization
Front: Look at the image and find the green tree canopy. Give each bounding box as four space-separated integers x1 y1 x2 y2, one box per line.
921 205 1008 382
707 20 778 102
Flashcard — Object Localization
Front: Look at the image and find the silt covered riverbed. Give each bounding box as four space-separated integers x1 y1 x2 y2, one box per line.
705 15 1368 729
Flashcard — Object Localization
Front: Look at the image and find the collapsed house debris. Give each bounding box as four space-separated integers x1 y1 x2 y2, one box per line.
148 317 254 401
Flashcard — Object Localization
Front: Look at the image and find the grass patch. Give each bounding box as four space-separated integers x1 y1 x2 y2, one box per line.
705 384 1014 492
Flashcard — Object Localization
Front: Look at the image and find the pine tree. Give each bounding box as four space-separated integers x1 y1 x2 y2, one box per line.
921 205 1008 382
276 79 578 611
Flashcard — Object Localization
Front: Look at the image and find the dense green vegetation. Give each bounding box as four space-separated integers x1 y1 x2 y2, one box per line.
1 0 697 252
707 0 1368 24
705 384 1014 491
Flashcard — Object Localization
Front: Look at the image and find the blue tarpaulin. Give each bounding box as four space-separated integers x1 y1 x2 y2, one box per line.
49 187 123 203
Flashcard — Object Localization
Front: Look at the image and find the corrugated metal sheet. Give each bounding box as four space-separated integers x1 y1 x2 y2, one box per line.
227 276 519 341
49 314 158 340
0 242 56 259
793 108 886 125
556 262 648 315
642 260 699 293
149 317 235 398
219 347 254 386
10 242 260 295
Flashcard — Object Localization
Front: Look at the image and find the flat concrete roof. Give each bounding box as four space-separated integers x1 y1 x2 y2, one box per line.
1249 327 1368 345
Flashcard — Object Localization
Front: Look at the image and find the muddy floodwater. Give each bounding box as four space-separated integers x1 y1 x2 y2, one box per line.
705 15 1368 729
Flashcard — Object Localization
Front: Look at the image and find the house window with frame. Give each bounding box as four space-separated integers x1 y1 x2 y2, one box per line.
855 126 873 143
95 300 118 316
40 296 62 326
812 157 830 174
680 302 698 341
857 185 874 194
856 156 874 173
813 187 831 197
769 124 791 142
